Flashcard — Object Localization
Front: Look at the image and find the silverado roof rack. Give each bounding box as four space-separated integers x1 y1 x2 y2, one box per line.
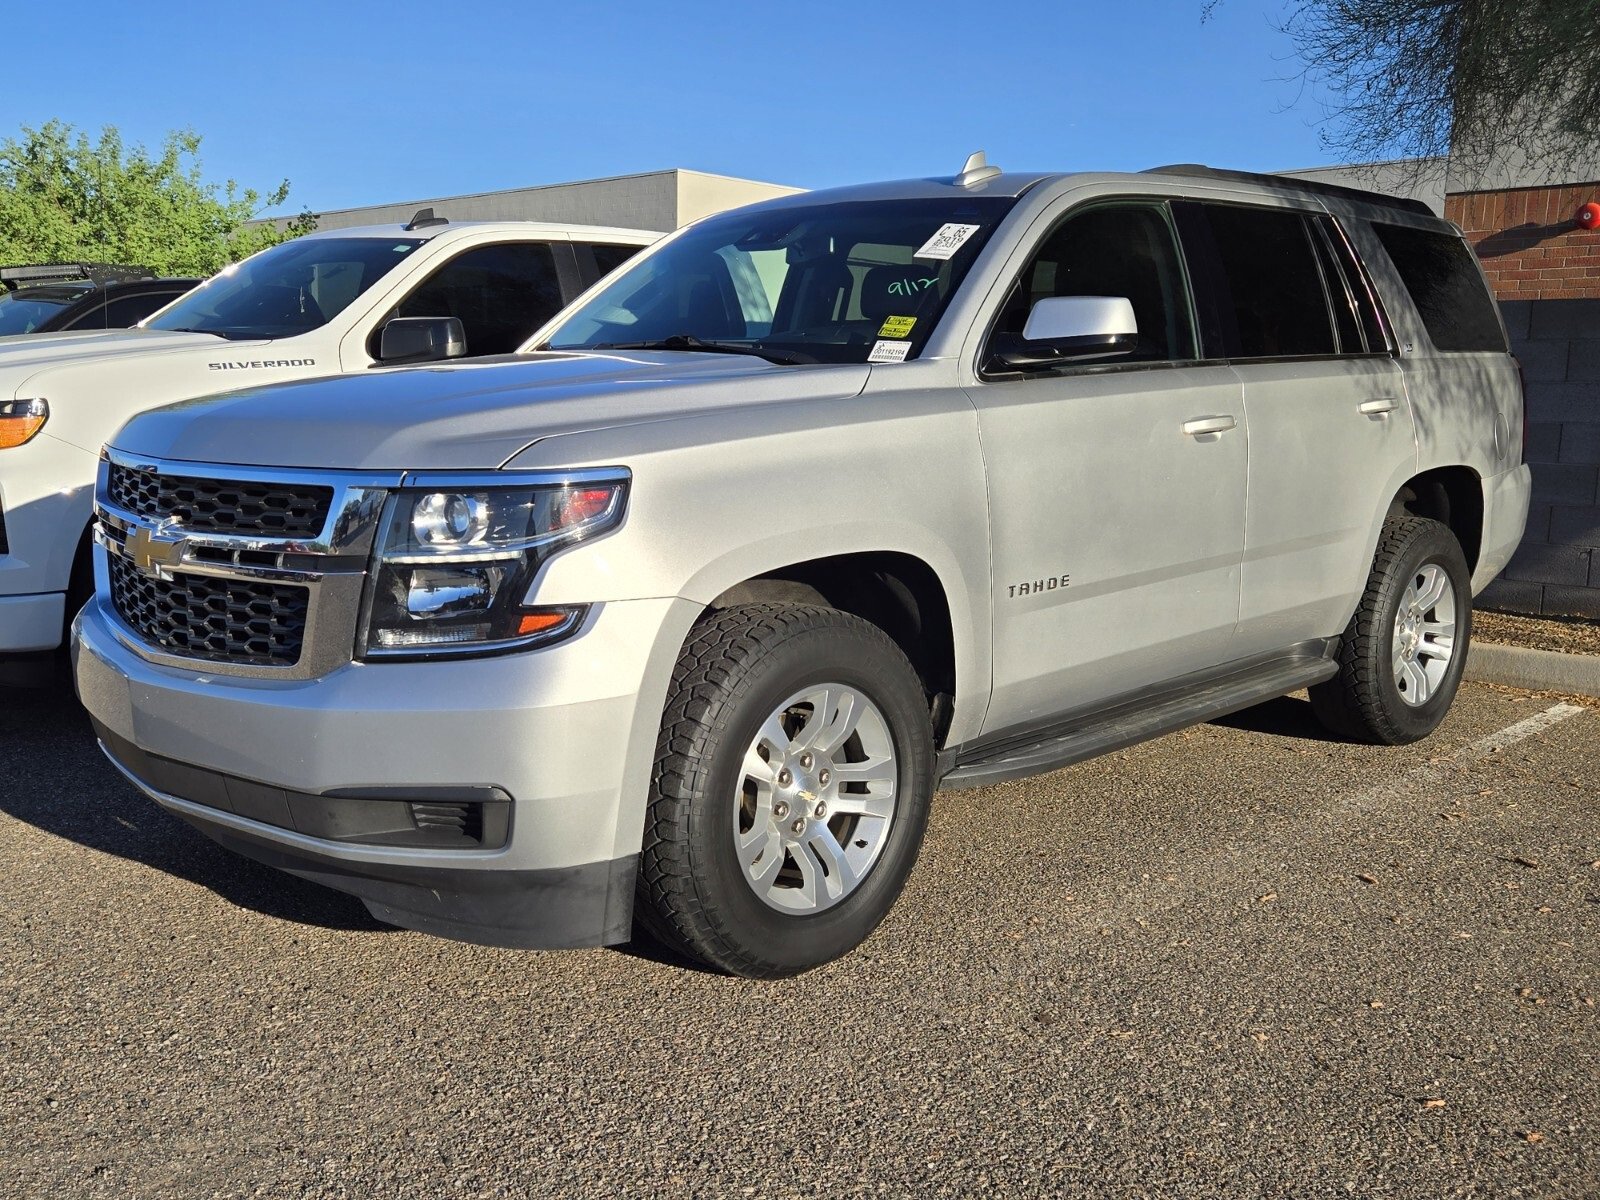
404 207 449 231
0 262 153 291
1143 163 1435 218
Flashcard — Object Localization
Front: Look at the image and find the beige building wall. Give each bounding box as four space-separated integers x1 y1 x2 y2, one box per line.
676 170 803 225
254 169 801 235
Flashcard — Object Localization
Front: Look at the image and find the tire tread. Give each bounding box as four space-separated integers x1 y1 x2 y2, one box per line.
636 603 923 978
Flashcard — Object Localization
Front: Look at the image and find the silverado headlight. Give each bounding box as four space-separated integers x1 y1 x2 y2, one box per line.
0 398 48 449
359 475 627 659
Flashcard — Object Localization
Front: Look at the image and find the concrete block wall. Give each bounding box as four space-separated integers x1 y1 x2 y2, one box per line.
1478 297 1600 619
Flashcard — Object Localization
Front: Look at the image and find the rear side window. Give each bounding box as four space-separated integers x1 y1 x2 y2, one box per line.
1313 216 1390 353
1372 223 1506 353
587 243 642 278
1193 205 1336 359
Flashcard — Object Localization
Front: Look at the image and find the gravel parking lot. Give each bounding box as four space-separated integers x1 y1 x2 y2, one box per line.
2 680 1596 1199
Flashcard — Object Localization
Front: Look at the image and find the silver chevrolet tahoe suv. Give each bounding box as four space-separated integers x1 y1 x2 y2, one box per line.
74 157 1531 978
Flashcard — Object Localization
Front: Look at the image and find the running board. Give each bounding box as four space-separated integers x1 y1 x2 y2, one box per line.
941 652 1338 790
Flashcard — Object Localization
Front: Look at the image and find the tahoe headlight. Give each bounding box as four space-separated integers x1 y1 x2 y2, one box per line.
359 474 627 659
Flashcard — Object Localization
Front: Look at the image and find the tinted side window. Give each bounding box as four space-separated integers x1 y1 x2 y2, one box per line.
1201 206 1335 359
1308 223 1363 352
990 203 1197 366
382 242 562 357
54 300 108 331
1372 223 1506 353
587 243 643 278
1316 216 1390 353
102 289 187 328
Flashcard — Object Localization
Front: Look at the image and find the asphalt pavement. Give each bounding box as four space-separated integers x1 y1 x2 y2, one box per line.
2 680 1596 1199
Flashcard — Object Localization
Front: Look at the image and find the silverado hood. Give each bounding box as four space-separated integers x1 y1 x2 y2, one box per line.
0 328 266 384
112 352 873 471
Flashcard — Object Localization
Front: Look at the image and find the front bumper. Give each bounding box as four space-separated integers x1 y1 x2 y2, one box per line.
0 433 97 652
0 590 66 654
73 593 697 948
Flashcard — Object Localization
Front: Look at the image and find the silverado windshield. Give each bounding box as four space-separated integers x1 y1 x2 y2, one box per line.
541 197 1016 364
145 237 424 339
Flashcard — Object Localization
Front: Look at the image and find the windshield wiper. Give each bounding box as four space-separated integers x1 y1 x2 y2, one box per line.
591 334 807 366
158 327 231 338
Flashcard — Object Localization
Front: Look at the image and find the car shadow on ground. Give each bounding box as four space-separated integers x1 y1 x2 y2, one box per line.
1210 693 1345 743
0 681 388 934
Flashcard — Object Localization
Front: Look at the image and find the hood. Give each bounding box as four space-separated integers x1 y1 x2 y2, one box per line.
0 327 267 384
111 351 872 470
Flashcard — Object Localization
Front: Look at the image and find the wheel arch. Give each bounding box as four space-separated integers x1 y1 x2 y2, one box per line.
705 551 961 747
1388 465 1484 575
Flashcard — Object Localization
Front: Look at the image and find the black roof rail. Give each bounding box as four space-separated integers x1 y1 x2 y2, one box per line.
0 262 154 290
404 207 449 231
1143 163 1435 218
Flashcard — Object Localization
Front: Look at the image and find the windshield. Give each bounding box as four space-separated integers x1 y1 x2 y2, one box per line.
542 197 1016 364
145 237 425 339
0 286 88 334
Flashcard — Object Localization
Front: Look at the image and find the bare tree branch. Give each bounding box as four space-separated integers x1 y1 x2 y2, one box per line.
1214 3 1599 179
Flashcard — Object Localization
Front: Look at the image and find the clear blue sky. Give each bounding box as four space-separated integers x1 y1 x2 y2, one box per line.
5 1 1343 218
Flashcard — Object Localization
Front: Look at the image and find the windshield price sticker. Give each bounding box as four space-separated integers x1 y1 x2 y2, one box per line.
914 223 982 261
868 340 912 364
878 315 917 338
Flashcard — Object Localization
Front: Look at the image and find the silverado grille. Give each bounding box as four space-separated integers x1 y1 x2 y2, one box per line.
108 552 309 666
107 461 334 539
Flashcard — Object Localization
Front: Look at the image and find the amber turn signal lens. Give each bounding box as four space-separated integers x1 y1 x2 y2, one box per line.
516 610 572 636
0 398 48 448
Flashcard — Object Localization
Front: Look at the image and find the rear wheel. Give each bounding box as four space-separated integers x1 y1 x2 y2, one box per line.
1310 516 1472 745
635 604 935 978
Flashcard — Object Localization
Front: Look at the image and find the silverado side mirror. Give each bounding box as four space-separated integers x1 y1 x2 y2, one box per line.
989 296 1139 370
378 316 467 364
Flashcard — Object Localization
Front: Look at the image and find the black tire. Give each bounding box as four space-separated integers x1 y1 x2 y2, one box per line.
635 604 935 978
62 524 96 645
1309 516 1472 745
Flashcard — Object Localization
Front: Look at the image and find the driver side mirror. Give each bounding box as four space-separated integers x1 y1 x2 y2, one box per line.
378 316 467 364
989 296 1138 371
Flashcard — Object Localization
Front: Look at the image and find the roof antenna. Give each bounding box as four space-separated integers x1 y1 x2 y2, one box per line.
404 207 449 231
954 151 1002 188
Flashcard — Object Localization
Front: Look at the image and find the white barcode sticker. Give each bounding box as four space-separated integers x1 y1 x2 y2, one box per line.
868 340 912 364
914 223 981 260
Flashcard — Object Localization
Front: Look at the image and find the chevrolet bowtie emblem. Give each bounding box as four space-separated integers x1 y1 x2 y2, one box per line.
126 523 186 579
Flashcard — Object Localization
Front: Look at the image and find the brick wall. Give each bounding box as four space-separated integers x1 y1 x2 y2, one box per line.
1477 297 1600 619
1439 180 1600 620
1447 183 1600 300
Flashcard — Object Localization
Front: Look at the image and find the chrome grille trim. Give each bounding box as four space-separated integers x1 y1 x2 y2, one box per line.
95 449 404 680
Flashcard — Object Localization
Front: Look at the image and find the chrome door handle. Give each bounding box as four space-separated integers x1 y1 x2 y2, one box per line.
1181 415 1237 437
1359 397 1401 417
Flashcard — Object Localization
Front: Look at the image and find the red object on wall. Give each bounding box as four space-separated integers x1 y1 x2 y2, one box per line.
1579 201 1600 230
1447 183 1600 301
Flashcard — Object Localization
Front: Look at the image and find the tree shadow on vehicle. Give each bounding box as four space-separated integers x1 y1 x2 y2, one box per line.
0 682 388 933
1210 693 1346 743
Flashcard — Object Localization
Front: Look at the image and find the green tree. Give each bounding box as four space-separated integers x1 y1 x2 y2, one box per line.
0 121 317 275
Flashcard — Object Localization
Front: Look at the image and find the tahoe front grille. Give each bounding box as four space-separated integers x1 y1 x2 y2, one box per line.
107 461 334 539
108 553 309 666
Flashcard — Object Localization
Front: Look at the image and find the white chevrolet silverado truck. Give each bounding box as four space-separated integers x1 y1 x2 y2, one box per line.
0 214 654 666
75 158 1529 977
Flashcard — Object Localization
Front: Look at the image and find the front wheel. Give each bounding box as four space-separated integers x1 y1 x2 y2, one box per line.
635 604 935 978
1310 516 1472 745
